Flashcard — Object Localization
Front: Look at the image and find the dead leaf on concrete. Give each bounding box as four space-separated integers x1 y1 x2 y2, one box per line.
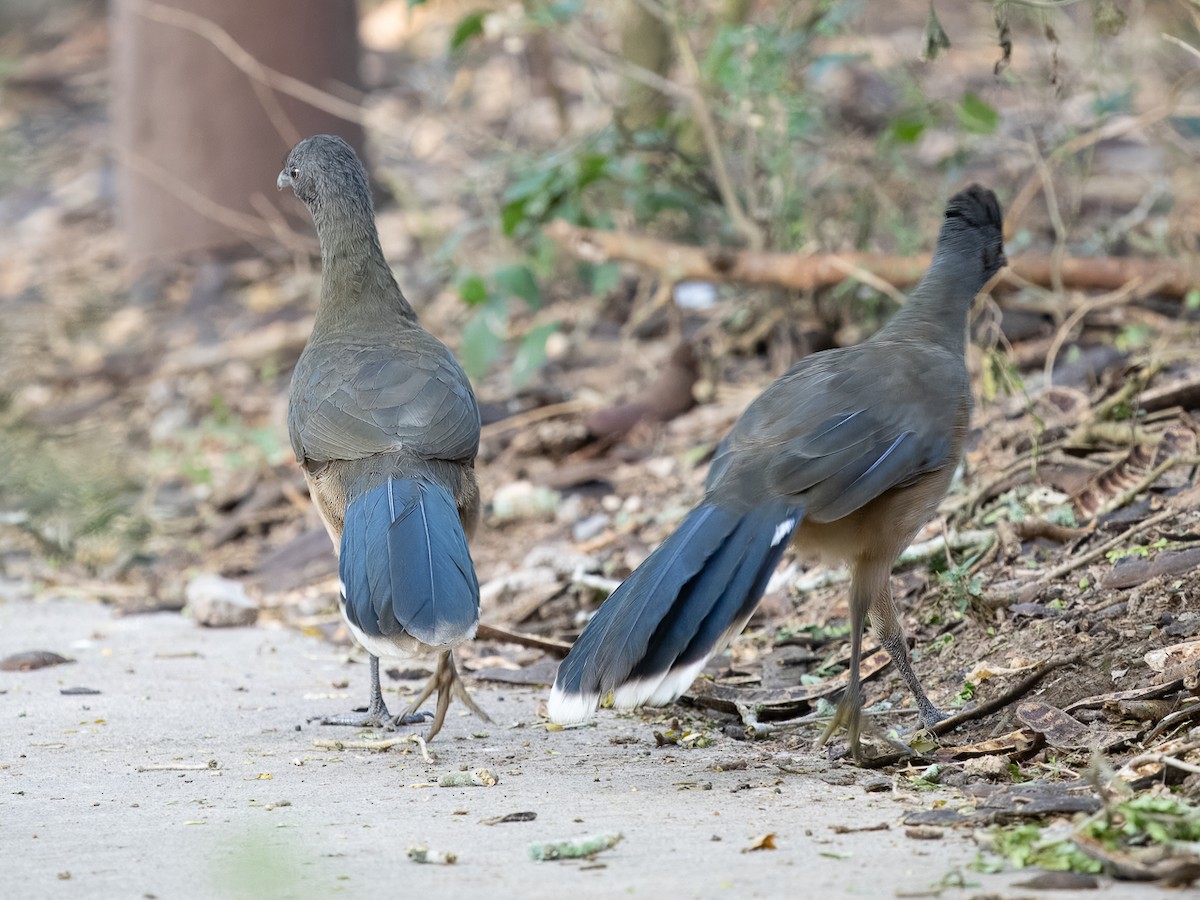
480 811 537 825
0 650 73 671
742 833 777 853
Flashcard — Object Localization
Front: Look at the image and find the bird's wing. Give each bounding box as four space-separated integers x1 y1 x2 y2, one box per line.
289 334 480 466
711 341 966 523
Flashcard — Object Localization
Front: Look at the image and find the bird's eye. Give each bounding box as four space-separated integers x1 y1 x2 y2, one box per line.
289 166 300 180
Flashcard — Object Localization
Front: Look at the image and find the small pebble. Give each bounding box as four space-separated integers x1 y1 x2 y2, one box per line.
904 826 944 841
862 776 891 793
572 513 610 543
185 574 259 627
962 755 1009 780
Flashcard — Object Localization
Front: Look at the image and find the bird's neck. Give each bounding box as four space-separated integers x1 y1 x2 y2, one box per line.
874 260 978 355
311 207 418 331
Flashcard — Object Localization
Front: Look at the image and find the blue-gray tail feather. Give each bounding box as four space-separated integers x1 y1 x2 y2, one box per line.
555 499 801 698
340 477 479 648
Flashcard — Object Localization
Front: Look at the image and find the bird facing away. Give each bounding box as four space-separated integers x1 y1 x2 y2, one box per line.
549 186 1006 760
279 134 488 741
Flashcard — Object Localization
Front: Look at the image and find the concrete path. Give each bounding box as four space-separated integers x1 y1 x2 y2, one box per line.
1 596 1166 899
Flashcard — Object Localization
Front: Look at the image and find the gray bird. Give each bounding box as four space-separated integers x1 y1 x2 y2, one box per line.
550 186 1006 760
278 134 488 740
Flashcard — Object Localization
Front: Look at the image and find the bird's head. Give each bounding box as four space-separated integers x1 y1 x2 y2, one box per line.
939 184 1007 284
277 134 373 218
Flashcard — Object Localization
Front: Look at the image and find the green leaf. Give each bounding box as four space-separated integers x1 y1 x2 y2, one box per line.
494 265 541 308
510 323 557 389
501 200 528 237
450 10 487 52
575 153 611 191
457 274 490 306
459 305 507 381
586 262 620 296
956 93 999 135
890 115 927 144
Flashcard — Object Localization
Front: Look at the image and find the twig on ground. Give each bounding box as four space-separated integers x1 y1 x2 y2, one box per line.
135 760 220 772
1043 277 1166 386
475 623 573 658
1142 700 1200 745
932 654 1078 736
1124 749 1200 777
860 656 1078 769
1096 456 1200 520
313 734 433 763
1018 506 1178 590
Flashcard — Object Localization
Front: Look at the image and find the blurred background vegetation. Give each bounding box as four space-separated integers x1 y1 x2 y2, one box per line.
0 0 1196 589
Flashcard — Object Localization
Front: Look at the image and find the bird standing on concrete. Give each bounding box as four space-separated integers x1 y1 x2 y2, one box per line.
550 186 1006 759
279 134 487 740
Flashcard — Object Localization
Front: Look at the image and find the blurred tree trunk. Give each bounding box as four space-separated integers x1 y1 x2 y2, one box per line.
111 0 363 265
615 0 673 133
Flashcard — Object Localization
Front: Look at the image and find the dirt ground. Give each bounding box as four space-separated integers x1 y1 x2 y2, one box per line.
1 592 1176 900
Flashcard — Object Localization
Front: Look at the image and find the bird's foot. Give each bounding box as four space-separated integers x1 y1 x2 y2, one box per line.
916 701 948 732
391 709 435 728
311 679 406 729
311 704 395 729
820 683 864 756
820 686 923 764
403 652 491 742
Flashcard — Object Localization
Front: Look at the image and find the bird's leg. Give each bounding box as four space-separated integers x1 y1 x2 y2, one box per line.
820 572 871 761
870 585 946 731
315 655 390 727
399 650 491 741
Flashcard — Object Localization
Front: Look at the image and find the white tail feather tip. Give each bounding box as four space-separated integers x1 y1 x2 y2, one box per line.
547 687 599 725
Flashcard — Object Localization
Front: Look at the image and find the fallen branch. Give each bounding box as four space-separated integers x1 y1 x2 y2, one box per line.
859 655 1079 769
546 220 1199 297
475 623 573 658
933 655 1078 737
1012 506 1179 601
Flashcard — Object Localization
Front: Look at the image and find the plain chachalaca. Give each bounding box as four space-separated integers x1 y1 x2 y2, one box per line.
549 186 1006 759
278 134 488 741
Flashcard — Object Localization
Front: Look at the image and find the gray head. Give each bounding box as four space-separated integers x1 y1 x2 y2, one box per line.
935 184 1007 287
276 134 374 223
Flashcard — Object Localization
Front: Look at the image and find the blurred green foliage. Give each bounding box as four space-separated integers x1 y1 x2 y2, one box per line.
445 0 1011 385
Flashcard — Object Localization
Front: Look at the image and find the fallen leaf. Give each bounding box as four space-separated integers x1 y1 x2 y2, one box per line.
0 650 73 671
742 833 777 853
480 811 537 825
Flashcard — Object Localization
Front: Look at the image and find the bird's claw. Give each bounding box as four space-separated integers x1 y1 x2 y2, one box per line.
310 711 393 729
391 709 434 727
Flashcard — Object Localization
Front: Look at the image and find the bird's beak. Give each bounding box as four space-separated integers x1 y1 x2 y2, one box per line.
276 168 292 191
